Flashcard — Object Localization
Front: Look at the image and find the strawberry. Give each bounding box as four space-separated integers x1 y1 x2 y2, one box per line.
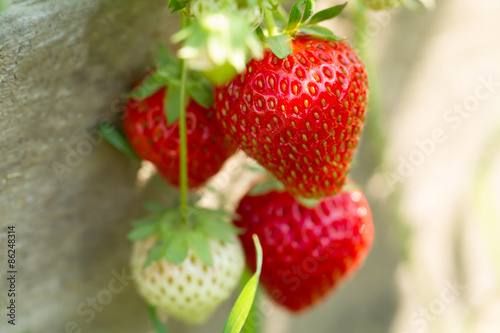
130 235 244 324
214 36 368 198
123 84 237 188
234 186 374 312
362 0 403 10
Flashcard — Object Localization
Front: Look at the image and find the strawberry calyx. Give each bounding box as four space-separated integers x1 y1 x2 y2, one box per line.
128 43 214 125
128 203 240 267
260 0 347 59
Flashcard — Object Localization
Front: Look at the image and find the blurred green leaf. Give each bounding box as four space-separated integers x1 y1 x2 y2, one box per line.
299 26 344 41
149 306 169 333
187 78 214 108
167 0 189 12
165 232 189 265
164 82 181 125
129 72 165 100
266 33 292 59
307 2 347 25
127 223 158 241
286 0 306 32
223 235 263 333
145 242 167 267
301 0 315 23
98 123 141 163
187 230 213 266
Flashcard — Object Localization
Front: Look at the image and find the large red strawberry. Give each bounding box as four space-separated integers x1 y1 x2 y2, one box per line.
234 186 374 312
215 35 368 198
123 84 237 188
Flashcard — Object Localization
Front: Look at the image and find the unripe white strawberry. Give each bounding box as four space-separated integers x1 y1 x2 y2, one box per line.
130 235 245 324
362 0 403 10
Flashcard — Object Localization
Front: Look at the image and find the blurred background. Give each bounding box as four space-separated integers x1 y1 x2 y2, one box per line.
0 0 499 332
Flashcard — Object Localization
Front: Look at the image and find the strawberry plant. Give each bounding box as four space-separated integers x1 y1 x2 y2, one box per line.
95 0 425 331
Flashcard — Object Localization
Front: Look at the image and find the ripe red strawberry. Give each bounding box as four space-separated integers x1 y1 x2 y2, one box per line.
234 186 374 312
123 85 237 188
215 36 368 198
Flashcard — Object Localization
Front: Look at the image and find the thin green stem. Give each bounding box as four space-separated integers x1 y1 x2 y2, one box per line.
179 14 189 225
264 8 277 36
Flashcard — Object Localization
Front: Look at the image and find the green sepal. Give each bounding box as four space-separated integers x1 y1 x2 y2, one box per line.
297 196 321 208
165 231 189 265
223 235 263 333
98 123 141 163
248 176 285 196
129 72 165 100
145 241 168 267
299 26 345 41
157 43 179 70
167 0 189 12
286 0 306 32
144 202 168 213
306 2 347 25
127 222 158 241
132 204 239 267
243 164 267 173
266 33 292 59
255 26 266 42
301 0 315 23
186 75 214 109
164 81 182 125
131 216 160 228
186 230 213 266
193 207 241 243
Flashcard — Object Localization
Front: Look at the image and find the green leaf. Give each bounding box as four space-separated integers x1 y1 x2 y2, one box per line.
255 26 266 41
265 34 292 59
157 43 178 68
167 0 189 12
165 232 189 265
307 2 347 25
302 0 315 23
144 202 167 213
131 216 159 228
286 0 306 32
98 123 141 163
299 26 345 41
164 82 181 125
243 164 267 173
248 177 285 196
127 223 158 241
129 73 165 100
223 235 263 333
186 231 213 266
297 196 321 208
187 79 214 109
148 306 169 333
201 219 236 243
145 242 167 267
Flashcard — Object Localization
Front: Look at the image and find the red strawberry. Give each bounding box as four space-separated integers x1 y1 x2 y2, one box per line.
123 85 237 188
234 186 374 312
215 36 368 198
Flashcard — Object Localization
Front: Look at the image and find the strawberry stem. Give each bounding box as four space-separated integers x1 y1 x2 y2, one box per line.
179 13 189 225
264 7 277 36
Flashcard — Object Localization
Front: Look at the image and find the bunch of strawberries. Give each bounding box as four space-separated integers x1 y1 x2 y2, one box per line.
115 0 386 327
